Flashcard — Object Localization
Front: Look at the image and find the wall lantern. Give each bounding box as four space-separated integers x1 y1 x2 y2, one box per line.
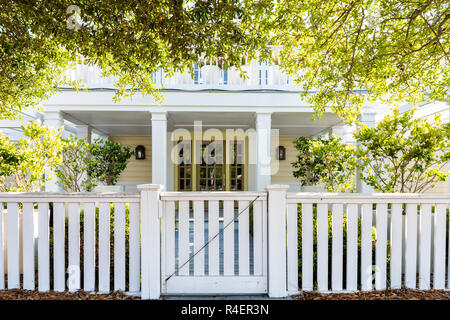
277 146 286 160
135 145 145 160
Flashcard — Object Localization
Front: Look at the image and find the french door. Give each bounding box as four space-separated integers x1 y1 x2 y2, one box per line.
176 138 245 191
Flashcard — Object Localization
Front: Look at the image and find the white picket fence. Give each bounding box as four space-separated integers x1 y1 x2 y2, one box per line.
286 193 450 293
0 193 141 294
0 185 449 299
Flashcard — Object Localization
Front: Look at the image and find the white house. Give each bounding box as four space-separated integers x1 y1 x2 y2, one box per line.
1 61 447 194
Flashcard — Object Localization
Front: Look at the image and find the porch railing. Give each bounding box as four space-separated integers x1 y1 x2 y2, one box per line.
0 187 449 299
63 60 298 91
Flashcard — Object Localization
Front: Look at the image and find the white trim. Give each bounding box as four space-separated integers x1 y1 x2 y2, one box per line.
163 276 267 295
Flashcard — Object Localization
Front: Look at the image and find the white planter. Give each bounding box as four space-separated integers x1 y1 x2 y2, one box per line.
93 185 124 193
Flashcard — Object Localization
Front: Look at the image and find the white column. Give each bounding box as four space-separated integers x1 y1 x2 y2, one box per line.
77 125 92 143
137 184 162 299
256 112 272 191
166 131 174 191
152 112 167 190
266 184 289 297
44 111 64 192
356 111 377 194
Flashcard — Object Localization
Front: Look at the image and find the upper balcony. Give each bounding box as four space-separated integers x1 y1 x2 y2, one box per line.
62 59 299 92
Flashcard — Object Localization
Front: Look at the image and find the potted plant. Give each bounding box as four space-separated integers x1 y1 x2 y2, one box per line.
86 138 133 192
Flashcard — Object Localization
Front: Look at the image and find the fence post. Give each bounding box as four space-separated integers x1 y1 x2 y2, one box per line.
265 184 289 298
138 184 162 300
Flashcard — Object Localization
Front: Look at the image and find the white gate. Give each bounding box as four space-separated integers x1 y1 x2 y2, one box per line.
159 192 268 295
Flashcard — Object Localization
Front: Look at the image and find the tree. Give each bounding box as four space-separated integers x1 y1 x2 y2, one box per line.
354 107 450 192
56 135 91 192
274 0 449 122
0 121 64 192
87 138 133 187
0 1 272 119
292 135 357 192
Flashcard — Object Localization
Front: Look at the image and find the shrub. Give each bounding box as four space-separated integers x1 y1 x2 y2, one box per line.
296 204 389 289
354 107 450 193
87 138 133 188
292 135 357 192
49 204 131 290
0 121 63 192
56 135 91 192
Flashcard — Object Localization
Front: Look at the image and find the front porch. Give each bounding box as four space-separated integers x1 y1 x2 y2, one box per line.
43 106 362 193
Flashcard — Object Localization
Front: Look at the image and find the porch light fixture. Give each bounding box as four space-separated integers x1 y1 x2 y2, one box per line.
135 145 145 160
277 146 286 160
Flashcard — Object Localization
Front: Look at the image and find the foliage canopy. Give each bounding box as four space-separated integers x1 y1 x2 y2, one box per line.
0 0 272 119
274 0 449 122
1 1 448 123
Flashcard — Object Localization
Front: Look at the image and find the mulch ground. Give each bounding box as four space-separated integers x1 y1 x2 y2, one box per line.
293 289 450 300
0 289 138 300
0 288 449 300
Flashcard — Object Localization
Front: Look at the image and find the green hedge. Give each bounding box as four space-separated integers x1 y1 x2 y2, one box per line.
297 204 391 290
49 204 131 290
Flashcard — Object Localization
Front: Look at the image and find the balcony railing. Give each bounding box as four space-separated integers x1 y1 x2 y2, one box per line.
62 60 299 91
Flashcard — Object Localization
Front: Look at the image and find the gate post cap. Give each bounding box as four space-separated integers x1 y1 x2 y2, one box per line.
137 184 163 191
265 184 289 191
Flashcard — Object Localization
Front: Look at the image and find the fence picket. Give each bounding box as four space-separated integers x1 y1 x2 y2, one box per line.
22 202 35 290
83 202 95 292
346 203 358 291
238 200 250 276
193 200 205 276
287 203 298 292
178 200 190 276
114 202 126 291
361 203 373 291
375 203 387 290
390 203 403 289
164 201 175 280
53 203 66 292
332 203 343 291
7 202 19 289
405 203 418 289
433 203 446 289
38 202 50 291
223 200 234 276
448 204 450 290
418 203 431 290
208 200 220 276
301 203 313 291
68 202 80 291
253 200 263 276
317 203 328 291
129 202 140 293
99 202 110 292
0 203 3 290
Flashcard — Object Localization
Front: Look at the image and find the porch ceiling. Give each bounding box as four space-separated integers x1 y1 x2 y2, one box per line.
62 110 343 137
271 112 342 136
62 111 152 136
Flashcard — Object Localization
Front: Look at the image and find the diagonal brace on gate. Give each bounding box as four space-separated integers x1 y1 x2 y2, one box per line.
164 195 260 284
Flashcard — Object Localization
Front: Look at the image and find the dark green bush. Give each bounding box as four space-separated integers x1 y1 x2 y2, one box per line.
49 203 131 290
297 204 390 290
